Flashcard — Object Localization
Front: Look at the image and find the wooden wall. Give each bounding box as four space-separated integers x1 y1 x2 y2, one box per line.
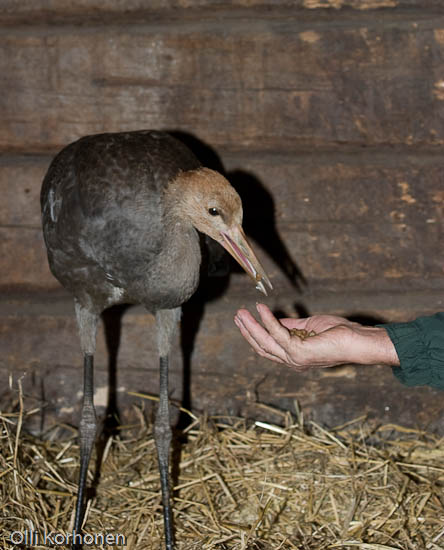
1 1 444 432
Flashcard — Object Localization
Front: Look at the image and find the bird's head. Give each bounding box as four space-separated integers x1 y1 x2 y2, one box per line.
168 167 272 295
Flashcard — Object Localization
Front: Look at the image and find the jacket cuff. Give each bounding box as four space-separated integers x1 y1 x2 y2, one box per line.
377 313 444 390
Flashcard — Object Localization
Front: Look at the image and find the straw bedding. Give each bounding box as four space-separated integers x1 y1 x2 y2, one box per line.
2 391 444 550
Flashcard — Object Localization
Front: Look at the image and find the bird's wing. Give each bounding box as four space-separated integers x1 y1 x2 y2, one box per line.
41 131 202 291
73 131 201 284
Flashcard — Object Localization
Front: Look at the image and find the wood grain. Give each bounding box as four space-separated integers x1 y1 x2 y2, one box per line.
3 295 443 434
1 152 442 291
2 21 444 152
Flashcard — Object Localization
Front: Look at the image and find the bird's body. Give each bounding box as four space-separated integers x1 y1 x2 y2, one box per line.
41 130 271 549
41 131 203 313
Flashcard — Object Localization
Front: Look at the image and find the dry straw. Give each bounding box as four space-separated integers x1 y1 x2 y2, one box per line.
1 389 444 549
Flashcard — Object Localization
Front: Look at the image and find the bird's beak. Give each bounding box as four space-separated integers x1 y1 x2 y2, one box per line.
220 226 273 295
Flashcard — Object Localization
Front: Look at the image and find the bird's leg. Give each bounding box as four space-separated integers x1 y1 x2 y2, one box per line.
73 302 99 550
154 308 181 550
73 353 96 545
156 356 174 550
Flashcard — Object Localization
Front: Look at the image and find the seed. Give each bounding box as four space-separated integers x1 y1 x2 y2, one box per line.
289 328 316 341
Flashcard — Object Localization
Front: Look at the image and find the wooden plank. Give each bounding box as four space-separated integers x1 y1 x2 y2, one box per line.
2 216 443 294
1 0 440 25
3 151 443 227
1 20 444 152
0 227 56 289
0 157 48 227
1 152 443 292
224 151 444 223
4 217 439 293
225 151 444 291
2 295 443 434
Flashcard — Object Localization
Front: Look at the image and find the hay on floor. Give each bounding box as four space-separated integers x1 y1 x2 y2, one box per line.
1 393 444 550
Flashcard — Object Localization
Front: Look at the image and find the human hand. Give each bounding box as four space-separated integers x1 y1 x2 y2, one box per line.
234 304 399 371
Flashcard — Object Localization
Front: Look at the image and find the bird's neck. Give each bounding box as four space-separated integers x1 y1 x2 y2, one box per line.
163 214 202 267
140 213 201 310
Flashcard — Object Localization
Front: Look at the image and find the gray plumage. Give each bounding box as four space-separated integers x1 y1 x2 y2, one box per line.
41 131 202 314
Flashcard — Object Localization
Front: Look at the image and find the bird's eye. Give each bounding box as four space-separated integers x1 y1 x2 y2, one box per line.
208 207 220 216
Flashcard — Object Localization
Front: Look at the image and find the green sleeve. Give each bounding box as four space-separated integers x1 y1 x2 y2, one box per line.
377 313 444 390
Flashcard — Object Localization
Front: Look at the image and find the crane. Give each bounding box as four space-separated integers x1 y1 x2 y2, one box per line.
40 130 272 549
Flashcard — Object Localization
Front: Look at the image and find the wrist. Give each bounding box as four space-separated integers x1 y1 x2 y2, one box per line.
349 326 400 366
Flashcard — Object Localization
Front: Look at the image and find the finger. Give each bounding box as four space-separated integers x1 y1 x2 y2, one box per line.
234 316 285 363
256 303 293 347
235 311 286 360
236 308 277 346
234 312 286 363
